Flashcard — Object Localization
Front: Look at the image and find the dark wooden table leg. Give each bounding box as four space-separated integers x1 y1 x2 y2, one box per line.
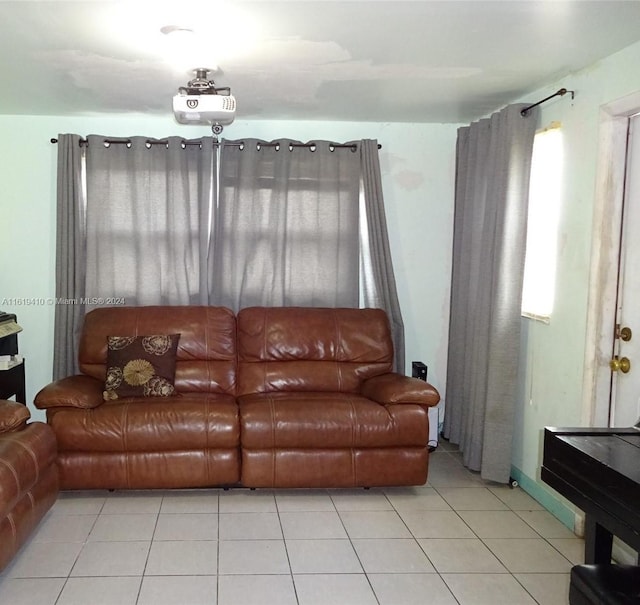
584 515 613 563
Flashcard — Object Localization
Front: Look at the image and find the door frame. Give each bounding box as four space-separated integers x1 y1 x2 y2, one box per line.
585 91 640 427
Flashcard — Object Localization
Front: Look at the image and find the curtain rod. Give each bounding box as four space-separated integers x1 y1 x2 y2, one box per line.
521 88 574 117
50 137 382 150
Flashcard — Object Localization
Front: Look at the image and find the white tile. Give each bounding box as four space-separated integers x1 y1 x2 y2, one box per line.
383 487 452 512
50 493 107 515
399 510 476 539
286 539 362 574
329 489 393 511
275 490 335 512
0 577 65 605
339 511 412 539
219 490 276 513
430 451 463 464
418 538 507 573
352 539 435 573
295 574 378 605
27 449 581 605
219 512 282 540
7 541 84 578
457 510 541 538
160 491 219 514
218 540 290 575
138 575 217 605
218 575 297 605
153 513 218 541
88 513 157 541
71 541 150 576
145 540 217 576
427 466 484 488
32 514 97 543
442 573 538 604
548 538 585 564
514 573 571 605
280 511 347 539
102 493 163 514
56 576 141 605
436 487 509 510
488 486 545 510
483 538 574 573
369 574 458 605
516 510 578 539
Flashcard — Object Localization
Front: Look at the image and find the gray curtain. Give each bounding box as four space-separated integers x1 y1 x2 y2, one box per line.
84 136 215 308
53 134 86 379
360 139 405 373
53 136 403 379
443 104 538 483
209 139 360 310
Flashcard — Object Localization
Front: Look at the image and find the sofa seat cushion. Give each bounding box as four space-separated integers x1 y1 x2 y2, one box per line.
0 422 58 520
48 394 239 452
239 392 428 449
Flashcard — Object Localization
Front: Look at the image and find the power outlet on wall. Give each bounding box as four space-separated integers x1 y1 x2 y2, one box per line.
411 361 428 382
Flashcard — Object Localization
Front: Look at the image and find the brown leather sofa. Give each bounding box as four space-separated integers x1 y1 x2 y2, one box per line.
0 400 58 572
35 306 440 490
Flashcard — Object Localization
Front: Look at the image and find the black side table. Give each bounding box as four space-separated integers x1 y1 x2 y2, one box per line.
0 360 26 404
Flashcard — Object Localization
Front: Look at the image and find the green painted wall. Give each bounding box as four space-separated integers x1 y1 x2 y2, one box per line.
511 38 640 529
0 116 458 422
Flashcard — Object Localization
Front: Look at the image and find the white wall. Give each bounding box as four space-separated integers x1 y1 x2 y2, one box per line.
511 38 640 524
0 116 458 421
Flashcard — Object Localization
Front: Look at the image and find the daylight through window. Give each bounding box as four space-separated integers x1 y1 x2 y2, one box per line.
521 124 563 321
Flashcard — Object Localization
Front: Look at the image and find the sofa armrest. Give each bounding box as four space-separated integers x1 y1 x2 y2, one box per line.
0 400 30 433
35 375 104 410
361 373 440 408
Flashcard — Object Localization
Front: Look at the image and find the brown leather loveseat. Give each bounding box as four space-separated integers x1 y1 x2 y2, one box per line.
0 400 59 571
35 306 440 490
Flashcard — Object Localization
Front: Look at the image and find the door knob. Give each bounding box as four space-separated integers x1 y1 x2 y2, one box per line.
610 356 631 373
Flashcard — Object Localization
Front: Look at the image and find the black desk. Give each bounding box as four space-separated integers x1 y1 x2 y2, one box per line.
542 427 640 564
0 360 26 404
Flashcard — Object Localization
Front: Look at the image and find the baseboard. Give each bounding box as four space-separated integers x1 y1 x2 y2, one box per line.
510 465 576 532
613 539 638 564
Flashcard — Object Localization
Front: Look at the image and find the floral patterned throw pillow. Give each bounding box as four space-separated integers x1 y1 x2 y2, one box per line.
103 334 180 401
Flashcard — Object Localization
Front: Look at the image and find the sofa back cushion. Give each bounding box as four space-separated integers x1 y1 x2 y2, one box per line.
79 306 236 395
237 307 393 396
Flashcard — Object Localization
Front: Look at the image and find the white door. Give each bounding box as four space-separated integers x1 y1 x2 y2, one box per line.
610 113 640 427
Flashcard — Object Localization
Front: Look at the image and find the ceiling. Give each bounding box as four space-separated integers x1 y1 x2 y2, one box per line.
3 1 640 124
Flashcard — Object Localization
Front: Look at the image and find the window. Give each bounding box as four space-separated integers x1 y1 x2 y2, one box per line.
521 123 563 321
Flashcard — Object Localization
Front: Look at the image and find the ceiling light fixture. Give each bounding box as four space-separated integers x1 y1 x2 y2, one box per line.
160 24 213 73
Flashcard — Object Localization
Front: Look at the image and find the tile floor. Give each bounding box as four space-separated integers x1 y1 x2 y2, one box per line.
0 442 582 604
